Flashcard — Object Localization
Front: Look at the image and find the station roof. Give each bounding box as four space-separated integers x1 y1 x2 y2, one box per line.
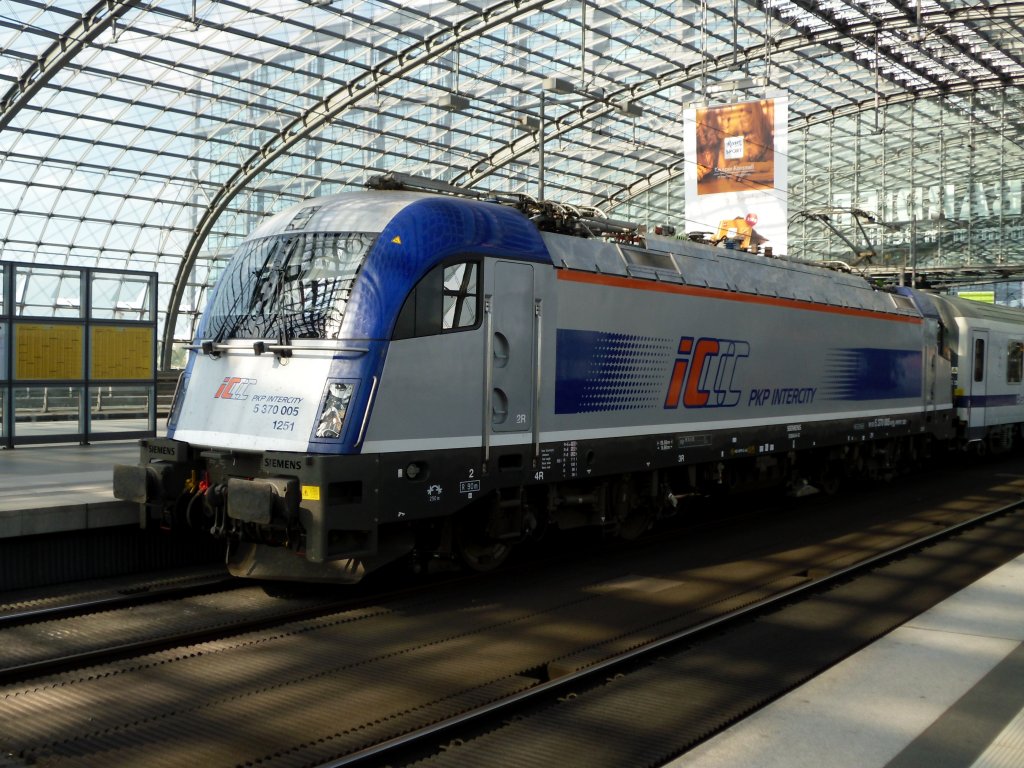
2 0 1024 362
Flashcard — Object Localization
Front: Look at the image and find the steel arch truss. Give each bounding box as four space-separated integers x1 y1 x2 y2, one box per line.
2 0 1024 369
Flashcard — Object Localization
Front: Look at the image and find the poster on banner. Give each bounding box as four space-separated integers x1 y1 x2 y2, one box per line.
684 97 788 254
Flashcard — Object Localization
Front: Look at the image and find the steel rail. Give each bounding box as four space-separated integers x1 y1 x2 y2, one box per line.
0 565 482 686
0 593 369 686
0 574 238 630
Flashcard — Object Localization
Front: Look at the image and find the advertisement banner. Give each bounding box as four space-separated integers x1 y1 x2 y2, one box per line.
684 97 788 254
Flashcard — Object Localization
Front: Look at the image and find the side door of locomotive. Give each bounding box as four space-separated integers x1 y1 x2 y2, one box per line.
968 329 989 432
486 260 537 437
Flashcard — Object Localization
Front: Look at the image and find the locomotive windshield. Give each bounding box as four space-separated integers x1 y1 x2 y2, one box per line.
205 231 376 341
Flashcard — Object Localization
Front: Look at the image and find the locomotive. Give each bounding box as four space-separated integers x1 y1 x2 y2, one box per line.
114 173 1024 582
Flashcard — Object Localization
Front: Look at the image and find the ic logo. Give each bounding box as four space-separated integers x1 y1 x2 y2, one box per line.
213 377 256 401
664 336 749 409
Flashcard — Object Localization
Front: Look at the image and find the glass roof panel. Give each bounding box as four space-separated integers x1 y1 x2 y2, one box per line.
2 0 1024 363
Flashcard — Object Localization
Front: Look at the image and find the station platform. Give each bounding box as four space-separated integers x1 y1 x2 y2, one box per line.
0 440 142 538
674 551 1024 768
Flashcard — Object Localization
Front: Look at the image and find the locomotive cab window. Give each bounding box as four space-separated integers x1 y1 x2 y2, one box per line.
442 262 478 329
205 231 374 342
937 322 950 360
1008 341 1024 384
393 259 480 340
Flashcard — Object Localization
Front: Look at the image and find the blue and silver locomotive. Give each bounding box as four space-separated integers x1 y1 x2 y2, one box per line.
114 174 1024 582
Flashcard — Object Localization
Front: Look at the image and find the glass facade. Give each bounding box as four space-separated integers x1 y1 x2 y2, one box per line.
788 96 1024 287
2 1 1024 367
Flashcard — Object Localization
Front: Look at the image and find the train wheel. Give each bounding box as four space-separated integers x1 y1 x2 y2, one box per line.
618 510 653 540
608 477 655 541
817 464 843 496
453 502 513 572
805 454 847 496
455 525 511 571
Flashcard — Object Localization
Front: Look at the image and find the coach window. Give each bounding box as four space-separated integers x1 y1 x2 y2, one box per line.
1008 342 1024 384
392 259 480 340
974 338 986 382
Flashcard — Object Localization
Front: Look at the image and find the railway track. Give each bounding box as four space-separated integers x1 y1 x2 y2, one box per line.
336 497 1024 768
0 491 781 687
0 568 237 629
1 464 1022 767
0 570 415 685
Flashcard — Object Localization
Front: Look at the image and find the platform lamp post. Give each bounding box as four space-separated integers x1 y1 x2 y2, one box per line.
434 90 473 178
516 101 544 200
900 216 920 288
519 76 643 202
538 91 545 200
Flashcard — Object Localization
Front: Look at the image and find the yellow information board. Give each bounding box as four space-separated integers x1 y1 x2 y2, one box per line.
15 323 84 380
90 326 155 380
958 291 996 304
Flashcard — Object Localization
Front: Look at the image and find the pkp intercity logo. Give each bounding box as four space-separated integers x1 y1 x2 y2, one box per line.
664 336 749 409
213 376 257 401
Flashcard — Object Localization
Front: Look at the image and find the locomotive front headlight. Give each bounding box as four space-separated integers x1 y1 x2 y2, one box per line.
315 382 353 438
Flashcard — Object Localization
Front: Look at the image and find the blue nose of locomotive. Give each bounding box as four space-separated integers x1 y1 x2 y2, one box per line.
170 192 551 456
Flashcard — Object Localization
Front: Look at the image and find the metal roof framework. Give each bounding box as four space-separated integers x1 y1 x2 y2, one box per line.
2 1 1024 367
